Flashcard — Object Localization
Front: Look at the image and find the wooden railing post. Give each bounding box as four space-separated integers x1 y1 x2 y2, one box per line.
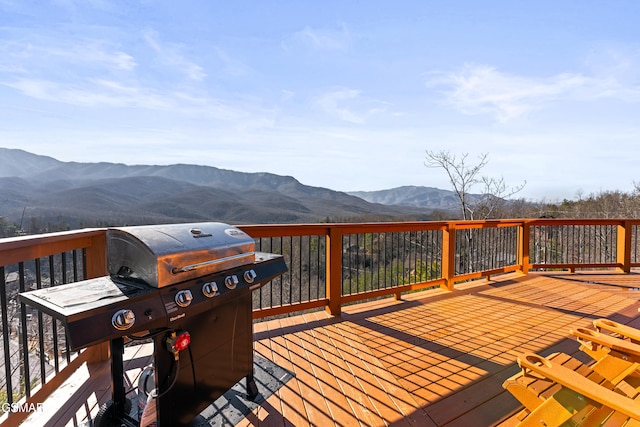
441 224 456 291
325 226 342 316
84 231 110 362
617 220 632 273
519 221 530 275
84 231 107 279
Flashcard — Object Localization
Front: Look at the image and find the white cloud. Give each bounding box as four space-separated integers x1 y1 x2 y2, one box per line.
52 0 112 11
427 64 593 122
584 44 640 81
427 62 640 122
0 34 245 117
212 47 250 78
2 77 261 122
143 30 206 81
280 89 295 103
77 47 137 71
581 44 640 102
4 78 169 109
313 88 387 124
282 25 351 52
0 39 136 72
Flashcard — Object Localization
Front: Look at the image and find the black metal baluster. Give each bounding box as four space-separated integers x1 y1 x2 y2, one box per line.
0 266 13 405
18 262 31 397
35 259 46 385
48 255 59 372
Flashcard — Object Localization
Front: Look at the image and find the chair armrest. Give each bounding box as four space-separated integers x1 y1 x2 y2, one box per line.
517 352 640 420
594 319 640 342
570 327 640 358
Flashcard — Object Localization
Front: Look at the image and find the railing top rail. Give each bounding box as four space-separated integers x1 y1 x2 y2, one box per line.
243 218 635 232
3 218 638 251
5 218 637 249
238 223 332 237
526 218 640 226
243 219 619 236
240 221 452 237
0 227 106 248
240 219 528 236
0 228 107 266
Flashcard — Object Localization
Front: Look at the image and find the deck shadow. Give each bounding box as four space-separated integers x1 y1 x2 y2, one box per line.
187 355 295 426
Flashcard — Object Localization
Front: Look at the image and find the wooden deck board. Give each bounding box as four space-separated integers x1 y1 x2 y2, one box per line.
17 271 640 427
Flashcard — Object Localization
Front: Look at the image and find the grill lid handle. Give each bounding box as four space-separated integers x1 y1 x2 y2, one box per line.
171 252 255 274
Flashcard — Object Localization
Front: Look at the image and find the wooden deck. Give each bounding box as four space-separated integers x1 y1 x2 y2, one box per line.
18 271 640 427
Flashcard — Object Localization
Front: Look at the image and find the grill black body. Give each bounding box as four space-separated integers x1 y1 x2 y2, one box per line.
18 223 287 426
154 285 254 425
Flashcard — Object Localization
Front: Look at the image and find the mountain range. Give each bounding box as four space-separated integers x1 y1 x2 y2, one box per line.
0 148 467 229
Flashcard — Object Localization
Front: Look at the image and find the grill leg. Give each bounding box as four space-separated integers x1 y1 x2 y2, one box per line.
110 337 127 418
246 372 259 401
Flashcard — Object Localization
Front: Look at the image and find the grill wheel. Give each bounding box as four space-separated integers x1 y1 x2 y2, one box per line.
93 398 133 427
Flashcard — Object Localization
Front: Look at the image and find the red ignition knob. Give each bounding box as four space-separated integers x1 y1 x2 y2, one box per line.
166 330 191 354
174 331 191 352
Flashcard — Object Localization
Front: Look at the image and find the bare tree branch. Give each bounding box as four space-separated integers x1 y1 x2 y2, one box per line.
425 150 526 220
425 150 489 220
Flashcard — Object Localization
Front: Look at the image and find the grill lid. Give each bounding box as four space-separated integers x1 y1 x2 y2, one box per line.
107 222 255 288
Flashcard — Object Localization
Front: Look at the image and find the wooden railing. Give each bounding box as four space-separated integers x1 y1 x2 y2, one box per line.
241 220 524 317
1 218 639 425
0 229 107 427
241 219 640 318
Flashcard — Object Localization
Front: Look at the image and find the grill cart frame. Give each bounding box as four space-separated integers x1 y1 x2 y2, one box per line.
19 223 288 426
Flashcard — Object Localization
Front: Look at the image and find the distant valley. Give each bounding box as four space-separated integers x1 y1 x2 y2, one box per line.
0 148 469 230
347 186 484 210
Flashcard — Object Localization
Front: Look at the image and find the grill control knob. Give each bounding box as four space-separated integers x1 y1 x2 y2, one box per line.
244 269 257 284
112 309 136 331
224 275 239 290
202 281 219 298
175 290 193 307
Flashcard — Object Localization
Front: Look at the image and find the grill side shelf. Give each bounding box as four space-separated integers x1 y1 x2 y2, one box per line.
18 276 167 350
18 277 149 318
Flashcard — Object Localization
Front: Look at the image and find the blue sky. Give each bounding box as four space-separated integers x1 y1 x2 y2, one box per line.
1 1 639 201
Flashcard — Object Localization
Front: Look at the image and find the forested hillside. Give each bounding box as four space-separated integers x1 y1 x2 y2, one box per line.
1 147 638 238
0 148 432 235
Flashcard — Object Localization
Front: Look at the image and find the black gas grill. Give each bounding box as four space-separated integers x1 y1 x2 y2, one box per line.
19 222 287 426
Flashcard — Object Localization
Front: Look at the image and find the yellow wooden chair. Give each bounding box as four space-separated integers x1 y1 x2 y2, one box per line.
570 326 640 398
504 317 640 425
505 352 640 426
